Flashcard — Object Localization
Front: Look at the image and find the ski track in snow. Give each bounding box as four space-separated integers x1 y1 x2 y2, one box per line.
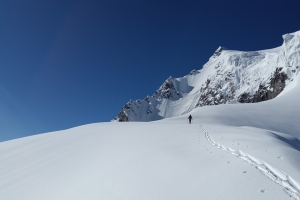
200 125 300 200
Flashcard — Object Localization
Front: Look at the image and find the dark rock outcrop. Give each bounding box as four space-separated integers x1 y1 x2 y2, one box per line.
213 47 223 58
196 71 236 107
153 77 182 100
197 67 288 107
114 110 129 122
238 68 288 103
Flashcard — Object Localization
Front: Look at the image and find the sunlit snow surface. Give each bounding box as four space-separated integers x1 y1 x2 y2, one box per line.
1 74 300 199
1 31 300 200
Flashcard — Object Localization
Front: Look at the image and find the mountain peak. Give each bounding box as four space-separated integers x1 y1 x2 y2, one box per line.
213 46 223 58
113 30 300 122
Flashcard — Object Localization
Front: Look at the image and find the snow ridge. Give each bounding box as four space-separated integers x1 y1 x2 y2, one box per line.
201 125 300 200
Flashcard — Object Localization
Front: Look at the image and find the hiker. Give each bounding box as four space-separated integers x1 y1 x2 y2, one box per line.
188 115 192 124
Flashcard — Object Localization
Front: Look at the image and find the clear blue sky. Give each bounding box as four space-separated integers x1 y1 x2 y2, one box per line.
1 0 300 142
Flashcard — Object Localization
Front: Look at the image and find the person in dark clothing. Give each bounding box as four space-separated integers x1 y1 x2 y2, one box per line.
188 115 192 124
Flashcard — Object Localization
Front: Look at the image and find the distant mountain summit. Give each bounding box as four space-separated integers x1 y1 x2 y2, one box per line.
113 31 300 122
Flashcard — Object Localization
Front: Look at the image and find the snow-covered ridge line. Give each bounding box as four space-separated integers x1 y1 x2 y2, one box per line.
114 30 300 122
201 125 300 200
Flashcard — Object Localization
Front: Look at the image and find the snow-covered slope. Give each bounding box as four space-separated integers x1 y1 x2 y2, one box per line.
1 125 299 200
1 31 300 200
162 73 300 139
1 73 300 200
114 30 300 122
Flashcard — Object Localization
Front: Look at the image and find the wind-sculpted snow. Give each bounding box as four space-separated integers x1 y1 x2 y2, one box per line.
114 30 300 122
227 52 265 68
280 32 300 68
201 125 300 200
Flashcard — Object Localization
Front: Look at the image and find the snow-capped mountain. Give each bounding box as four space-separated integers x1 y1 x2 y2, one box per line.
2 31 300 200
2 66 300 200
113 30 300 122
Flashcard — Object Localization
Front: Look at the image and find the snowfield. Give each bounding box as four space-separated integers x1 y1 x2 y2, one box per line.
1 31 300 200
1 77 300 199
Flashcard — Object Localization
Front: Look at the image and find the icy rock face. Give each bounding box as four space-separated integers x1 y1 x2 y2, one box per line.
196 71 236 107
196 31 300 107
112 74 196 122
213 46 223 58
238 68 288 103
113 30 300 122
115 109 130 122
152 76 183 100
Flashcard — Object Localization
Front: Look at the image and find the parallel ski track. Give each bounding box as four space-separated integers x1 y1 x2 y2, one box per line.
200 125 300 200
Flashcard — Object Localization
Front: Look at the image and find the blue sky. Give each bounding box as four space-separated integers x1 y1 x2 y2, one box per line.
1 0 300 142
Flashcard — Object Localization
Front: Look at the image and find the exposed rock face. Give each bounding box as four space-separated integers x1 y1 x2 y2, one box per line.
196 67 289 106
153 77 182 100
267 68 289 99
189 69 200 75
115 110 129 122
213 46 223 58
238 68 288 103
114 101 133 122
196 71 236 107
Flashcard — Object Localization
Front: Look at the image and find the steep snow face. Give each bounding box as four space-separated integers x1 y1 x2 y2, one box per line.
113 71 204 122
279 32 300 68
113 31 300 122
113 73 201 122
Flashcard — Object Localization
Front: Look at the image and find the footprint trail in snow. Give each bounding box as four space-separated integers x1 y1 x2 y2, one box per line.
200 125 300 200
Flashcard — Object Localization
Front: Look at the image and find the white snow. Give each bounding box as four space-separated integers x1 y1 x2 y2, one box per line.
0 73 300 200
1 31 300 200
1 122 300 199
